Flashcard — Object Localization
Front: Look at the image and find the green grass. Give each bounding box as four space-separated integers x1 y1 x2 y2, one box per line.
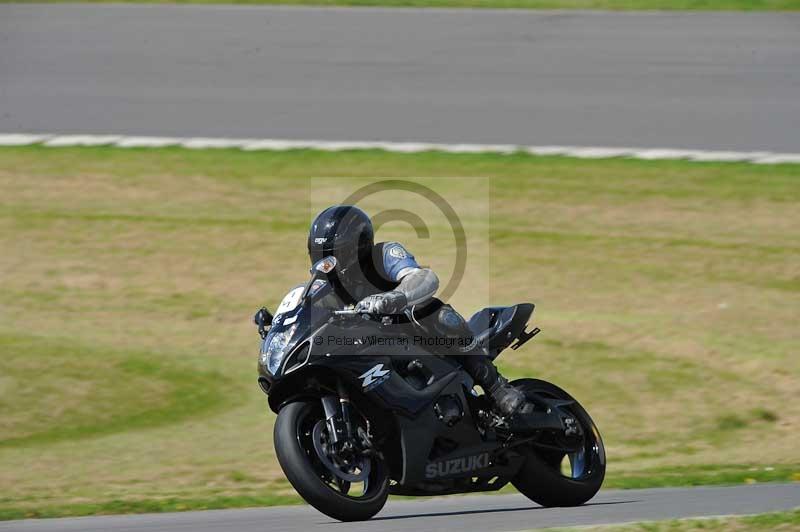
605 465 800 489
4 0 800 10
0 333 235 449
542 508 800 531
0 145 798 520
0 494 303 521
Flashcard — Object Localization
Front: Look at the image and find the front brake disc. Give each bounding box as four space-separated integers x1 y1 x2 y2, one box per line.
311 420 371 483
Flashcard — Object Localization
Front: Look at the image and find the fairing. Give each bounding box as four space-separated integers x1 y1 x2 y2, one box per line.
259 280 336 377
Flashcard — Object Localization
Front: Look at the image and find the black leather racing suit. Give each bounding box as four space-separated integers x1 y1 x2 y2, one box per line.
345 241 502 393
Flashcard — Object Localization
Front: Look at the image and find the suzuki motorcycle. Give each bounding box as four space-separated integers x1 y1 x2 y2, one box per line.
255 257 605 522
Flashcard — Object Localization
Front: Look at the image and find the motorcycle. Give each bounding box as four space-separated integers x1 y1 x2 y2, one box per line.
255 256 605 522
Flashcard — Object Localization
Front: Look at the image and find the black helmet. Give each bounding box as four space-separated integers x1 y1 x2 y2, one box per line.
308 205 374 271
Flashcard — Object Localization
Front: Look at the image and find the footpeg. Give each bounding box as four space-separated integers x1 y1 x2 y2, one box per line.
478 409 508 429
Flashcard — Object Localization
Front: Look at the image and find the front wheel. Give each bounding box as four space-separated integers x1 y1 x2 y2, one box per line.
273 401 389 521
510 378 606 507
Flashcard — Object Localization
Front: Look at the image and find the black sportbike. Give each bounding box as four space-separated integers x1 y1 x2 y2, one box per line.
255 257 605 521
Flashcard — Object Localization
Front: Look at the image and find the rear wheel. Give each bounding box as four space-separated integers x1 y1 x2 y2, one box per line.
274 401 389 521
510 379 606 507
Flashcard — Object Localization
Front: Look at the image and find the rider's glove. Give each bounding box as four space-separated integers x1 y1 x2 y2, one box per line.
355 291 408 315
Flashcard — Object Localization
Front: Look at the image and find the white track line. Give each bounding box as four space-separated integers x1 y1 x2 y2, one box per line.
1 133 799 164
43 134 122 147
0 133 53 146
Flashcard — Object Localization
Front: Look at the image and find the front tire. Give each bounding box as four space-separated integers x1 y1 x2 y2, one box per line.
274 401 389 521
510 379 606 507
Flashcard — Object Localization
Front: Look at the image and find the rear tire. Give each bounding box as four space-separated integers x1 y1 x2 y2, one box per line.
274 401 389 521
510 379 606 507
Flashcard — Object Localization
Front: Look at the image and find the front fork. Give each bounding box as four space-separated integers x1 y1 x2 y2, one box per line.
320 380 356 451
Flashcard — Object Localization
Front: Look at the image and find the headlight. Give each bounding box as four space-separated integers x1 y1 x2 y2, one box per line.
260 323 298 374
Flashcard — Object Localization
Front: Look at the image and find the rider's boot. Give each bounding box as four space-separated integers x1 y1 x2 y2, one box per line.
486 374 547 432
487 376 526 416
461 351 540 432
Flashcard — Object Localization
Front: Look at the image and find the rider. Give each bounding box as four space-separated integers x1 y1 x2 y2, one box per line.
307 205 531 425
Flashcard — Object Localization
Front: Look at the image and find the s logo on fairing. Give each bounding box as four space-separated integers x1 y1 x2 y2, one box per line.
359 364 390 391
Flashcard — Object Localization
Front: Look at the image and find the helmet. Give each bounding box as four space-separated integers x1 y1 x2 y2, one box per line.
307 205 374 271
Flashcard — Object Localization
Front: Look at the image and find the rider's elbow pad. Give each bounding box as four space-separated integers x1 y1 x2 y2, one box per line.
398 268 439 306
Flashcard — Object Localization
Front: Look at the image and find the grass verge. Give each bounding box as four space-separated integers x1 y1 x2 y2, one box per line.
0 145 798 519
0 494 302 521
542 508 800 531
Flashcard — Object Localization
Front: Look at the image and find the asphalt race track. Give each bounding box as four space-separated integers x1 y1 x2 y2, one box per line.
1 5 799 151
3 484 799 531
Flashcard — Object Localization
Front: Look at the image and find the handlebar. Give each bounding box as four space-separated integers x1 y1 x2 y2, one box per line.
332 308 387 323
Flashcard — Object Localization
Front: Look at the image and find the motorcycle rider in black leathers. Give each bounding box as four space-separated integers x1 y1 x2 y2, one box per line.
306 205 532 427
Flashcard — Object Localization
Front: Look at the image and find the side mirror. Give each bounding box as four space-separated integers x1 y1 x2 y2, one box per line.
254 307 273 338
303 256 337 302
